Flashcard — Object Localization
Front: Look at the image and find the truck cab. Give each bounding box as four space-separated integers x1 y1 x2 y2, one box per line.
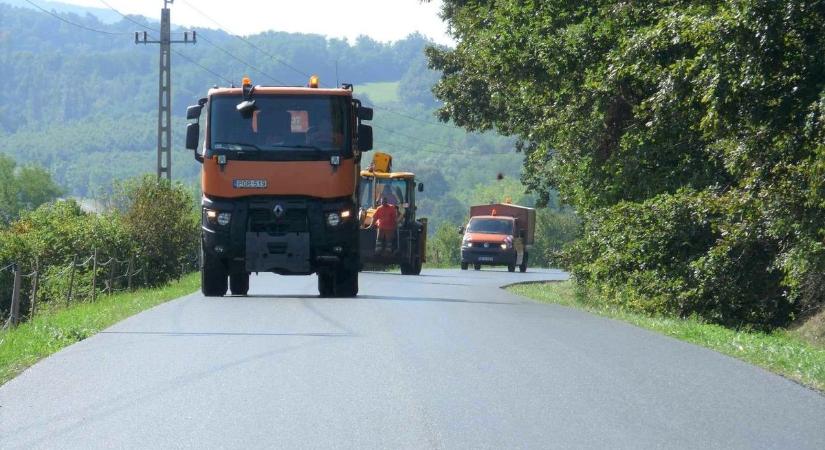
460 204 535 272
185 77 373 297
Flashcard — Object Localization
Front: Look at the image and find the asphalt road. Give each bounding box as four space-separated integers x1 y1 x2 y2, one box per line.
1 268 824 449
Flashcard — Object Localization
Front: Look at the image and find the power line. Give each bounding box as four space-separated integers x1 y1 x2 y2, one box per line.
177 0 310 82
195 32 287 85
172 49 232 85
368 104 463 130
371 123 515 156
23 0 130 35
98 0 159 32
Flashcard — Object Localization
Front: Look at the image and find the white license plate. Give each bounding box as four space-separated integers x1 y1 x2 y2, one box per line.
233 179 267 189
479 257 494 262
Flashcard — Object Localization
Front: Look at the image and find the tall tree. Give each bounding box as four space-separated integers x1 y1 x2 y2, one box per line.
427 1 825 327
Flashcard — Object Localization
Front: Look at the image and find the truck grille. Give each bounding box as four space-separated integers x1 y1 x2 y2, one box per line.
248 206 309 234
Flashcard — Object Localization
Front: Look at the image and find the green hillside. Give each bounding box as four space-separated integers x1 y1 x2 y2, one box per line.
357 82 400 103
0 3 535 232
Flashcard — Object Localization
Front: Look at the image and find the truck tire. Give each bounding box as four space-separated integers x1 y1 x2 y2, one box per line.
474 264 481 271
460 262 468 271
230 273 250 296
318 270 335 297
334 266 359 297
201 252 228 297
520 252 528 273
508 262 516 272
401 257 423 276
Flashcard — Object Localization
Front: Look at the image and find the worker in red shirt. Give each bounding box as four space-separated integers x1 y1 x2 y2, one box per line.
372 196 398 254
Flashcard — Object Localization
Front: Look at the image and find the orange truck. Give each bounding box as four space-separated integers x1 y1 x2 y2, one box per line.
185 76 373 297
459 203 535 272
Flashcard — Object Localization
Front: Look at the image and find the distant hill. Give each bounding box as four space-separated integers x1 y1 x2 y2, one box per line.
1 0 121 23
0 3 526 227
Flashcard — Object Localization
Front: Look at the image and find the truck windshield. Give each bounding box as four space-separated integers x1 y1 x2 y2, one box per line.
209 95 348 153
467 218 513 234
374 179 407 206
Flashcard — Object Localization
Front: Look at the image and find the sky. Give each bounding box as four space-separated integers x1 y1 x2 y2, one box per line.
27 0 453 45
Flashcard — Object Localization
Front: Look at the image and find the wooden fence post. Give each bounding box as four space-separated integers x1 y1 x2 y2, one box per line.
66 256 77 306
30 259 40 318
91 248 98 303
127 255 134 291
10 264 21 326
108 258 116 294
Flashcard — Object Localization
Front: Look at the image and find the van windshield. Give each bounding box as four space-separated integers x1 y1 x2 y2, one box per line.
466 218 513 234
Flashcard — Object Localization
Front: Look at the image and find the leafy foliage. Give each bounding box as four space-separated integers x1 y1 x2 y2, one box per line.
429 0 825 328
0 176 198 317
0 154 62 224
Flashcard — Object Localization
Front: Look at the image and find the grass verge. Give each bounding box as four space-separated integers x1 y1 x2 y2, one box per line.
0 273 200 386
508 281 825 393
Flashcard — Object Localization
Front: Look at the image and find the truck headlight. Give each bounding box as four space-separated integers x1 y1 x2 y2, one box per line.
217 212 231 226
326 212 341 227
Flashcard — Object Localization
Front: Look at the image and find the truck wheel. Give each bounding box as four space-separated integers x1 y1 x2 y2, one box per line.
401 258 422 275
473 264 481 271
520 253 528 273
412 257 422 275
202 253 228 297
230 273 250 296
460 262 468 271
318 270 335 297
508 262 516 272
334 266 359 297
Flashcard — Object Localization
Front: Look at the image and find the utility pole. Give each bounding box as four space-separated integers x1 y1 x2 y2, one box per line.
135 0 196 180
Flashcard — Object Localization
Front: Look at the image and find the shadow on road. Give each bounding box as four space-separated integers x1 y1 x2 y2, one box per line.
100 331 354 337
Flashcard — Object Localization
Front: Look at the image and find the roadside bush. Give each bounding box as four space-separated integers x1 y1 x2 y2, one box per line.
114 176 199 286
565 189 813 329
530 210 579 268
0 176 198 319
427 222 463 266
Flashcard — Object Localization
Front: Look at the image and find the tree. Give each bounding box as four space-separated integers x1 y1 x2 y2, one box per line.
427 1 825 328
0 155 63 224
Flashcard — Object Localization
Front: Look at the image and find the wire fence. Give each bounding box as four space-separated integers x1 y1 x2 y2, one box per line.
0 250 199 331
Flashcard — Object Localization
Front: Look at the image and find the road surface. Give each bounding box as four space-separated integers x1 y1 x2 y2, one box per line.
1 269 824 449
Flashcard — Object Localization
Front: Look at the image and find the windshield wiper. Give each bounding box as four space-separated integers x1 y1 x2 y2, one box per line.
213 142 261 151
265 144 326 152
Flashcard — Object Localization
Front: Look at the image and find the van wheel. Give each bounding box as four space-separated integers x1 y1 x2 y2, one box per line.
202 252 228 297
508 263 516 272
230 273 249 296
460 262 468 270
474 264 481 271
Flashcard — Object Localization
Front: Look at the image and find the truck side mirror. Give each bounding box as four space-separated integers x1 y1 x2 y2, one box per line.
418 183 424 192
186 104 203 120
186 123 200 151
358 106 373 121
358 124 373 151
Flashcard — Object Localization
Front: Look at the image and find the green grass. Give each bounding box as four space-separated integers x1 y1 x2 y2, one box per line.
357 81 400 104
0 273 200 386
508 281 825 393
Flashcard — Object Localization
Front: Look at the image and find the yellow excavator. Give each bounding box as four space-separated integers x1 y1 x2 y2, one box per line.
358 152 426 275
